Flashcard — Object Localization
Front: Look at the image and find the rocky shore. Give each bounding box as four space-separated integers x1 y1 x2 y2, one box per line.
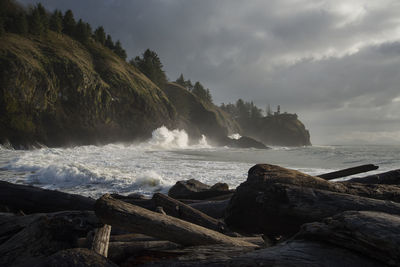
1 163 399 266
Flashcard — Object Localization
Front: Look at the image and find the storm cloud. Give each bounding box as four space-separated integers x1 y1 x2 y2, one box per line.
19 0 400 144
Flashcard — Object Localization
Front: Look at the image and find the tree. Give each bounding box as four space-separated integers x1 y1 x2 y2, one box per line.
0 17 5 36
113 40 127 60
49 9 62 33
74 19 90 43
62 9 75 36
29 7 44 35
36 3 48 33
14 13 28 34
176 73 185 87
105 34 114 50
93 26 106 45
134 49 167 88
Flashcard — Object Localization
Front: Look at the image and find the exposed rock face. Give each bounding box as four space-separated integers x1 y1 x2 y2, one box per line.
168 179 231 200
226 136 268 149
245 113 311 146
0 33 176 147
162 83 240 144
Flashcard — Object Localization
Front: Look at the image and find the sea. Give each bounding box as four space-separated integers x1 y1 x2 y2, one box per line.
0 126 399 198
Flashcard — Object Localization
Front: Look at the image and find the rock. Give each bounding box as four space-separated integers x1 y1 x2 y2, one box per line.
231 136 268 149
36 248 118 267
168 179 210 199
210 182 229 191
168 179 233 200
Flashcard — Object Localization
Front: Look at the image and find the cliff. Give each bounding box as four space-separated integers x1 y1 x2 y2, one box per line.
0 32 176 147
245 113 311 146
163 82 240 144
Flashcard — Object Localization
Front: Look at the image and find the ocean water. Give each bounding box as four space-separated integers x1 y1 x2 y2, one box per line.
0 126 399 198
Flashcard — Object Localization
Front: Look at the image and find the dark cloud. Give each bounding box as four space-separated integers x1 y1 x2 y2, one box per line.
18 0 400 144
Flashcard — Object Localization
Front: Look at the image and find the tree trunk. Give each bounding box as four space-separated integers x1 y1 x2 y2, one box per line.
152 193 225 232
317 164 379 180
226 183 400 236
91 224 111 257
346 169 400 185
95 194 257 247
0 211 100 266
189 199 230 219
0 181 95 214
296 210 400 266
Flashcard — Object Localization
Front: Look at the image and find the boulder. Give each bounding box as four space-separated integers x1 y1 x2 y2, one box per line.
225 136 268 149
168 179 231 200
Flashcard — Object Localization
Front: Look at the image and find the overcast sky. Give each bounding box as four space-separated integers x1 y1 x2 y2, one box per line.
19 0 400 145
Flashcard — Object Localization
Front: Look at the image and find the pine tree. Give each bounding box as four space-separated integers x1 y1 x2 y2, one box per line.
49 9 62 33
74 19 90 43
29 7 44 35
0 17 5 36
62 9 75 36
134 49 167 88
105 34 114 49
176 73 185 86
114 40 127 60
14 13 28 34
94 26 106 45
36 3 48 33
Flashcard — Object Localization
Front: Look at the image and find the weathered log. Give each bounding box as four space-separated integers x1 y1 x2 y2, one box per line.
35 248 118 267
226 182 400 236
95 194 257 247
0 211 100 266
152 193 225 232
92 224 111 257
111 193 156 211
347 169 400 185
0 181 95 214
296 211 400 266
318 164 379 180
108 240 180 264
135 241 381 267
189 199 230 219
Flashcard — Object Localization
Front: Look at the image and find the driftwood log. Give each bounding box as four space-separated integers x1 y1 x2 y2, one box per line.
189 199 230 219
152 193 225 232
91 224 111 257
296 211 400 266
317 164 379 180
95 194 257 247
226 182 400 236
135 241 381 267
35 248 118 267
347 169 400 185
0 181 95 214
0 211 100 266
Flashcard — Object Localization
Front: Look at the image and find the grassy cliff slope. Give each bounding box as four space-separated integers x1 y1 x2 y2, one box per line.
0 32 176 147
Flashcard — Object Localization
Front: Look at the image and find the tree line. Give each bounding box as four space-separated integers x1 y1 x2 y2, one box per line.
0 0 127 59
0 1 215 105
175 74 213 104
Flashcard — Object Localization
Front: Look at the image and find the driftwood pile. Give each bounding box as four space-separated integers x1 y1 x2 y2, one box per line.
0 163 400 266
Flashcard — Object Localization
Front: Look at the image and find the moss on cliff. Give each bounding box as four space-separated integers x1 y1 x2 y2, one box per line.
0 32 176 147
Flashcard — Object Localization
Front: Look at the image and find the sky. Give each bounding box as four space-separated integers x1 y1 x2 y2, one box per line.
19 0 400 145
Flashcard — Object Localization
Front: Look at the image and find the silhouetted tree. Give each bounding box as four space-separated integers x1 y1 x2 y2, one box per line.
36 3 48 33
49 9 62 33
191 81 212 103
176 73 185 86
0 18 5 36
134 49 167 88
105 34 114 49
29 7 44 35
13 13 28 34
62 9 75 36
74 19 90 43
114 40 127 60
93 26 106 45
